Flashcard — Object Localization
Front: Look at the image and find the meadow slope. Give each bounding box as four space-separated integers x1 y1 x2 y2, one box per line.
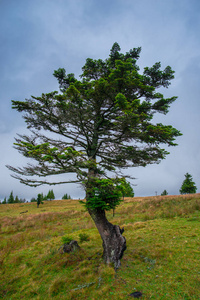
0 194 200 299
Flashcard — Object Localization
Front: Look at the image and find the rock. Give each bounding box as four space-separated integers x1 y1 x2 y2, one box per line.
20 210 28 214
63 240 80 253
129 291 143 298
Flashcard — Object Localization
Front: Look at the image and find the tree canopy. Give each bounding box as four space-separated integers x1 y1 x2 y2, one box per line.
8 42 181 191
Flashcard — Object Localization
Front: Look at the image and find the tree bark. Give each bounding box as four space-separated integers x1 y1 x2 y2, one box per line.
88 208 126 269
86 163 126 269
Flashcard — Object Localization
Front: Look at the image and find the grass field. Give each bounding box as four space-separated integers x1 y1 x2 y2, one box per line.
0 194 200 299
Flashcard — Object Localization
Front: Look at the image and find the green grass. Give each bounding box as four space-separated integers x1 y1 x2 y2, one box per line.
0 195 200 299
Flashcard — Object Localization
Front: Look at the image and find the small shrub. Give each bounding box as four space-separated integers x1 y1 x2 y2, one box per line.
62 235 73 244
79 233 90 243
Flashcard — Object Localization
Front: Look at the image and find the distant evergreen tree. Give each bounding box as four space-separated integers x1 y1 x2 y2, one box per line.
37 193 44 208
7 191 14 204
14 195 20 203
161 190 168 196
31 197 37 202
20 198 26 203
46 189 55 200
180 173 197 194
62 193 71 199
43 194 48 200
2 197 7 204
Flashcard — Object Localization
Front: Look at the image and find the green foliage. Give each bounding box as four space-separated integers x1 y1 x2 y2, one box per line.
161 190 168 196
14 195 20 203
117 178 134 198
62 193 71 200
85 178 122 211
30 197 37 202
79 233 90 243
8 42 181 190
62 235 73 244
2 197 7 204
7 191 14 204
179 173 197 194
37 193 44 207
7 43 182 263
46 189 55 200
21 198 26 203
2 192 25 204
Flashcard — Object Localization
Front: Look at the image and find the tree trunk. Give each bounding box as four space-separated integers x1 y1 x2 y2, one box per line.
86 163 126 269
88 208 126 269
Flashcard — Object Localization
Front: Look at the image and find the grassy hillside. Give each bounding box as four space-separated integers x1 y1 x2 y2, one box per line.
0 194 200 299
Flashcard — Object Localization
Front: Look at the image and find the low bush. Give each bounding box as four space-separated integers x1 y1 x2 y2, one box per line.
61 235 73 244
79 233 90 243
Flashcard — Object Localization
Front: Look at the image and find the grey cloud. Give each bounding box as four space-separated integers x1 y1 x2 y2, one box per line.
0 0 200 199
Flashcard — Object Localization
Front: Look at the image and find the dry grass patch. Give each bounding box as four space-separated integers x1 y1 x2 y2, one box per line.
1 195 200 299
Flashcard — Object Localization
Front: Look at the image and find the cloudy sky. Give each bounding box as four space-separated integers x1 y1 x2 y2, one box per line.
0 0 200 200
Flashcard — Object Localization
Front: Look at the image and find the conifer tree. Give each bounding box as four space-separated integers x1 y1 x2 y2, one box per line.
161 190 168 196
2 197 7 204
46 189 55 200
7 191 14 204
14 195 20 203
62 193 71 199
37 193 43 208
7 43 181 268
180 173 197 194
31 197 37 202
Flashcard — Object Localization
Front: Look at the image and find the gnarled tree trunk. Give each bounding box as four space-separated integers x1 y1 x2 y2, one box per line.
88 208 126 269
86 163 126 268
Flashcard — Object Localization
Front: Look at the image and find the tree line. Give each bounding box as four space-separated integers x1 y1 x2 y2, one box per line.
0 189 72 204
1 172 197 205
1 172 198 205
0 180 134 205
0 191 26 204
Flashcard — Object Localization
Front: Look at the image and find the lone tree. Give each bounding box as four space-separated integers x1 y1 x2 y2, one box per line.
7 43 181 268
37 193 43 208
7 191 14 204
161 189 168 196
180 173 197 194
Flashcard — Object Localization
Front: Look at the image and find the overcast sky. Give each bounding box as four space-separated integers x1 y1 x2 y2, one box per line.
0 0 200 200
